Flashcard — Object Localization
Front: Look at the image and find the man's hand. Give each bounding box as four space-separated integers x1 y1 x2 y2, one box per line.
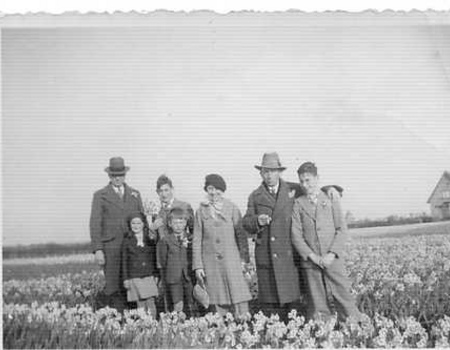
94 250 105 266
195 268 206 284
257 214 272 227
322 252 336 268
123 280 131 289
150 217 164 230
308 252 324 269
326 187 340 201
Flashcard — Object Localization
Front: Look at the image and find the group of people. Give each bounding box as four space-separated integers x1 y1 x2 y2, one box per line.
90 153 361 321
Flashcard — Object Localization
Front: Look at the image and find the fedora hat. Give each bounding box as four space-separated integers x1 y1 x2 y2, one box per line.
254 152 286 171
104 157 130 176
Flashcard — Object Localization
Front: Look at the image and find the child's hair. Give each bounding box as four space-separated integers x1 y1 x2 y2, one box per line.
156 174 173 190
126 212 151 242
168 207 189 223
297 162 318 176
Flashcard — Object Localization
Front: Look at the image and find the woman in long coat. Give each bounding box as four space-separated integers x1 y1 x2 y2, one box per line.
193 174 252 318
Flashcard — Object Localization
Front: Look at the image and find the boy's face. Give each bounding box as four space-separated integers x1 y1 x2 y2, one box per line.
130 217 144 234
157 184 174 204
169 217 187 234
298 172 319 195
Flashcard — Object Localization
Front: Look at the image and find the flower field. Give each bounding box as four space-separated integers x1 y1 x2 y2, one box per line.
3 229 450 348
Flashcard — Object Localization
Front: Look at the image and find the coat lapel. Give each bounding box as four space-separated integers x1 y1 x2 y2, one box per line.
272 180 292 219
103 184 125 209
255 183 276 209
298 196 317 222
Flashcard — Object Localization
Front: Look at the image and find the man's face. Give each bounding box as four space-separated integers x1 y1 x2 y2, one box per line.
260 168 281 187
109 174 125 187
169 217 187 234
298 172 319 195
157 184 174 204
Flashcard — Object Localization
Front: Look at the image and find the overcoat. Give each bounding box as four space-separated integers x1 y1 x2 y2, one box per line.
291 191 359 318
242 179 301 305
192 198 252 305
90 183 144 295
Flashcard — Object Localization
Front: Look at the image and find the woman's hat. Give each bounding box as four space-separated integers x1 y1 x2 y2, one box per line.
204 174 227 192
254 152 286 171
193 283 210 309
105 157 130 176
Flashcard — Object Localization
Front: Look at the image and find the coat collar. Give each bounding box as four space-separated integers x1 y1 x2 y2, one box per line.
199 197 233 222
297 191 329 221
254 179 292 215
102 183 133 209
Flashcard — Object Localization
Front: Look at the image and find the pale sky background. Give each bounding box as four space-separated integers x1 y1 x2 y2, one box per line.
2 20 450 245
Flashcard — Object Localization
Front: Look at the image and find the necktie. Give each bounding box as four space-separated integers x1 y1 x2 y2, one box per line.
118 187 123 199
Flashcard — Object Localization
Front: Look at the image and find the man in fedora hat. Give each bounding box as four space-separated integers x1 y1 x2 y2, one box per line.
90 156 145 312
243 152 340 320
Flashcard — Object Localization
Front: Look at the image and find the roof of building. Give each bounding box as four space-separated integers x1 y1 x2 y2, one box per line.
427 171 450 203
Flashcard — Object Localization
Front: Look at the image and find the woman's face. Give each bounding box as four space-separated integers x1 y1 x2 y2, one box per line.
206 185 223 202
130 217 144 234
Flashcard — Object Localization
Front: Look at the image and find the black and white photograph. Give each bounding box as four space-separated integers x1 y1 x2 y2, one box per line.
2 3 450 348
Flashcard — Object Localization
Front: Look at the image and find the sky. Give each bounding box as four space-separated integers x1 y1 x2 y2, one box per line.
2 20 450 245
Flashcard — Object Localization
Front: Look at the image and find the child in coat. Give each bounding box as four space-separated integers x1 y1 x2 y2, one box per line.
121 212 159 316
157 207 194 315
291 162 361 321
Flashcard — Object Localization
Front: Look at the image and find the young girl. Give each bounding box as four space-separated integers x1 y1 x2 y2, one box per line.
121 212 159 316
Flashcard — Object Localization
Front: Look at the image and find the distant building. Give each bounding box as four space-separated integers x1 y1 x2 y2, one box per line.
427 171 450 220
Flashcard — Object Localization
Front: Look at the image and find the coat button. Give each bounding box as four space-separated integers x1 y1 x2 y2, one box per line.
216 238 221 244
217 253 223 260
142 262 146 266
271 236 276 242
273 253 278 259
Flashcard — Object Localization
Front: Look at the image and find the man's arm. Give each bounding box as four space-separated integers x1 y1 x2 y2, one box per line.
231 204 250 263
89 192 103 253
242 194 261 235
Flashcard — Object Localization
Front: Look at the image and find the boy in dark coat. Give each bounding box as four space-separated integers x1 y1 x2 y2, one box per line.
157 207 194 315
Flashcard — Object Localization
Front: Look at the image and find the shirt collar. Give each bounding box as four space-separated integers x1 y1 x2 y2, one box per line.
162 197 175 209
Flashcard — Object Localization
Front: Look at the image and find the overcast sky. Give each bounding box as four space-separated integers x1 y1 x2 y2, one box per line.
2 20 450 245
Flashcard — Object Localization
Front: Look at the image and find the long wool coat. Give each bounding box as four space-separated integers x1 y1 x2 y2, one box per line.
291 191 359 319
192 198 251 306
90 183 144 295
242 179 301 305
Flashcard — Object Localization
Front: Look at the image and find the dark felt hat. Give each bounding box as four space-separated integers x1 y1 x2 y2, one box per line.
104 157 130 176
255 152 286 171
204 174 227 192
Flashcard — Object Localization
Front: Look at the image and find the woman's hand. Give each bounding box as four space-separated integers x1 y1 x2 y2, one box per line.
123 280 131 289
195 268 206 284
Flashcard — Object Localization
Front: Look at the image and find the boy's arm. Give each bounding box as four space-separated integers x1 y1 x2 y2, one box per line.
291 200 315 261
156 238 168 270
328 196 348 259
